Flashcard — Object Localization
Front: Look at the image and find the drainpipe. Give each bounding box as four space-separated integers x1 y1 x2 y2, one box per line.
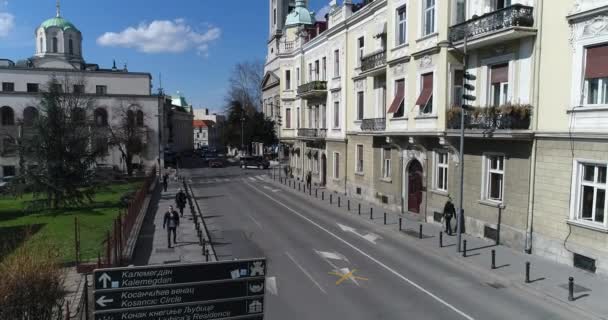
525 0 544 255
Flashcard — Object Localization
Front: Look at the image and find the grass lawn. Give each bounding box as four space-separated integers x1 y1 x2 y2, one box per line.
0 181 142 263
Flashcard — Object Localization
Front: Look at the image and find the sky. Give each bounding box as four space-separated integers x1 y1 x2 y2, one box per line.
0 0 331 114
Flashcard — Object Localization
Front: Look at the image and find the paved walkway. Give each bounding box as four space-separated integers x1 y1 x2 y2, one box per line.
132 173 208 265
271 175 608 320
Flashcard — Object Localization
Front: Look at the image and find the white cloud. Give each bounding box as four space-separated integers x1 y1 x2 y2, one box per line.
0 12 14 38
97 19 221 55
315 5 331 21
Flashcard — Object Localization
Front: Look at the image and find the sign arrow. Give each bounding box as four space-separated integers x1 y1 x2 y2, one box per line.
96 296 114 308
337 223 381 244
98 273 112 289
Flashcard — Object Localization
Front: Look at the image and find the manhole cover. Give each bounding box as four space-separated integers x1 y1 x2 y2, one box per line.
486 282 506 289
558 283 591 293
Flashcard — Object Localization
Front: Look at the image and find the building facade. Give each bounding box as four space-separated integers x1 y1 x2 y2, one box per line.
0 4 163 178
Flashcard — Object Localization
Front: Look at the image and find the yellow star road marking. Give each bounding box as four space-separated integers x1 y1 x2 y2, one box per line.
328 269 369 285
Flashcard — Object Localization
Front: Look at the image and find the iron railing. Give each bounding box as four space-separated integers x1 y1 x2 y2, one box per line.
361 50 386 72
361 118 386 131
297 128 327 138
447 106 531 130
449 4 534 43
297 81 327 96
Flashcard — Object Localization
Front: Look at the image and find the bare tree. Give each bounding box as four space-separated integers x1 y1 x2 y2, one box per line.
224 59 264 115
106 100 148 176
19 75 102 208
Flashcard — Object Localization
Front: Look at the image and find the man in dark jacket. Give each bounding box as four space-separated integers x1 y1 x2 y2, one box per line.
175 188 187 217
163 206 180 248
162 173 169 192
443 197 456 236
306 171 312 190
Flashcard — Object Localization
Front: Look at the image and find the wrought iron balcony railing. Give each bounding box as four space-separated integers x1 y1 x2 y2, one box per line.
297 81 327 99
297 128 327 139
447 105 532 130
361 50 387 72
449 4 534 43
360 118 386 131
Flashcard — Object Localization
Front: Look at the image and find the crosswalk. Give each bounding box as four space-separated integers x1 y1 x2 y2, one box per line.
193 175 270 185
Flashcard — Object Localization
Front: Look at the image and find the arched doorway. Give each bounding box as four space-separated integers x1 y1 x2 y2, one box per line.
407 160 423 213
321 154 327 186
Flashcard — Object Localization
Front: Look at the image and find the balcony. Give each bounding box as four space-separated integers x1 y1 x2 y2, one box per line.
360 118 386 132
449 4 535 48
447 104 531 130
297 128 327 139
297 81 327 99
361 50 387 73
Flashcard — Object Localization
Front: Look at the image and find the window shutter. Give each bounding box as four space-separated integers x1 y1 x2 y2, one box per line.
585 44 608 79
491 64 508 84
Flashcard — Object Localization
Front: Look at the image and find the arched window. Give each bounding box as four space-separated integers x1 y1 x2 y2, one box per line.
40 38 43 53
1 106 15 126
127 110 135 127
136 110 144 127
69 39 74 55
23 107 39 127
52 37 58 53
94 108 108 126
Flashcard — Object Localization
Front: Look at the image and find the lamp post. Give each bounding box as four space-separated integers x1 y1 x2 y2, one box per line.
241 116 245 156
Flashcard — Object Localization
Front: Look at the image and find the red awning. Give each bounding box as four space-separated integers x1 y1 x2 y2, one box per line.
491 64 508 83
387 81 405 113
586 44 608 79
415 74 433 106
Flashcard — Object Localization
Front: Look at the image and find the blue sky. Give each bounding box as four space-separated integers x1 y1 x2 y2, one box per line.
0 0 331 114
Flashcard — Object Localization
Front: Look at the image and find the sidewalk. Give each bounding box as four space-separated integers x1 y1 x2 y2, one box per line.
271 175 608 320
133 175 208 265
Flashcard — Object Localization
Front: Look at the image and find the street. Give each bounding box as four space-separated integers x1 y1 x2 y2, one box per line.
181 165 582 320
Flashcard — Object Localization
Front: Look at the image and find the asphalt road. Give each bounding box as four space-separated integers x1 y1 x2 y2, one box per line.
184 165 581 320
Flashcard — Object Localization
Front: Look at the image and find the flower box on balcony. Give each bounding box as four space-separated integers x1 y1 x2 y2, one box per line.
447 103 532 130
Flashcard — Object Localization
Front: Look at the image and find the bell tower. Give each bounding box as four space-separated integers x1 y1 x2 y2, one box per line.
267 0 295 68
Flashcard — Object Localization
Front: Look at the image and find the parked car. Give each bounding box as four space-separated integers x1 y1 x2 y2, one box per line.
240 156 270 169
209 158 225 168
0 176 15 193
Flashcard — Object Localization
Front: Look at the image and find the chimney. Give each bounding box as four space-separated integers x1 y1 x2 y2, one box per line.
205 108 209 115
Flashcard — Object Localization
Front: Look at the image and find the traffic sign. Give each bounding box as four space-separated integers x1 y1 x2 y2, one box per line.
94 297 265 320
94 259 266 290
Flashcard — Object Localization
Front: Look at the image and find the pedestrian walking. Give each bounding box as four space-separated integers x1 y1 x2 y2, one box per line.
175 188 188 217
306 171 312 190
163 206 180 248
162 173 169 192
443 196 456 236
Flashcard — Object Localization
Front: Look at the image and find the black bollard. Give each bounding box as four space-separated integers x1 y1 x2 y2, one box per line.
370 208 373 220
309 187 312 196
525 262 531 283
419 225 423 239
384 212 387 225
205 249 209 262
439 231 443 248
399 218 402 231
568 277 574 301
348 200 350 211
491 250 496 269
322 191 324 201
316 189 318 198
358 203 361 215
338 197 341 207
463 240 467 257
330 194 333 204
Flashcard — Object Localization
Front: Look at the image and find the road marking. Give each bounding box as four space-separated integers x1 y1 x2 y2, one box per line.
245 181 475 320
263 185 281 193
248 177 256 181
337 223 382 244
285 251 327 295
223 178 230 182
256 176 265 181
266 276 278 296
315 250 349 262
246 213 263 229
329 268 368 285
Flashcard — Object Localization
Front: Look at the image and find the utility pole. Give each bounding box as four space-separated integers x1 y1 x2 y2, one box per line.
457 32 469 253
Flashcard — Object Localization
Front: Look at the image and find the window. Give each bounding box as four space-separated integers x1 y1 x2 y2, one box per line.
455 0 466 24
315 60 320 80
453 70 464 107
483 155 505 202
1 106 15 126
334 50 340 77
73 85 85 94
23 107 38 126
493 0 512 10
273 8 277 26
40 38 43 52
374 78 386 117
3 165 15 177
573 162 607 227
356 145 364 173
27 83 39 93
382 148 391 179
2 138 16 156
285 70 291 90
96 85 107 95
333 101 340 128
2 82 14 92
397 6 407 45
357 91 364 120
389 79 406 117
136 110 144 127
296 68 300 86
434 151 448 192
490 64 509 106
416 73 434 114
322 57 327 81
321 104 326 129
308 63 313 82
69 39 74 55
94 108 108 126
358 37 365 67
423 0 436 36
334 152 340 179
52 37 58 53
51 83 63 93
296 107 300 128
94 138 109 155
584 44 608 105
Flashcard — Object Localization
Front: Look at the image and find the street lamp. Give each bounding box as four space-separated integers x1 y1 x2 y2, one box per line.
241 116 245 156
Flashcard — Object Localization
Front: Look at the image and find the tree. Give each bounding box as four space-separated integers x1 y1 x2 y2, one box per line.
224 59 264 113
222 100 277 153
19 76 103 208
106 101 147 176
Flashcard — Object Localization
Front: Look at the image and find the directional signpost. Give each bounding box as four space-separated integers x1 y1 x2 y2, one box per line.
93 258 266 320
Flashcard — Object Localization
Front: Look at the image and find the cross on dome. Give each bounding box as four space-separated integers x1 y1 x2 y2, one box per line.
56 0 61 17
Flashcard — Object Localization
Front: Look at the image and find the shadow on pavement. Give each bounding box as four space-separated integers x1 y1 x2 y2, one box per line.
131 184 161 266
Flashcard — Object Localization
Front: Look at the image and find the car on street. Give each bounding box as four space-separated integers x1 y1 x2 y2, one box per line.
240 156 270 169
0 176 15 193
209 158 225 168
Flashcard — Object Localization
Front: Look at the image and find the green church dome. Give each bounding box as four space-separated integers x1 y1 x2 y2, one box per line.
285 0 315 27
40 17 79 32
